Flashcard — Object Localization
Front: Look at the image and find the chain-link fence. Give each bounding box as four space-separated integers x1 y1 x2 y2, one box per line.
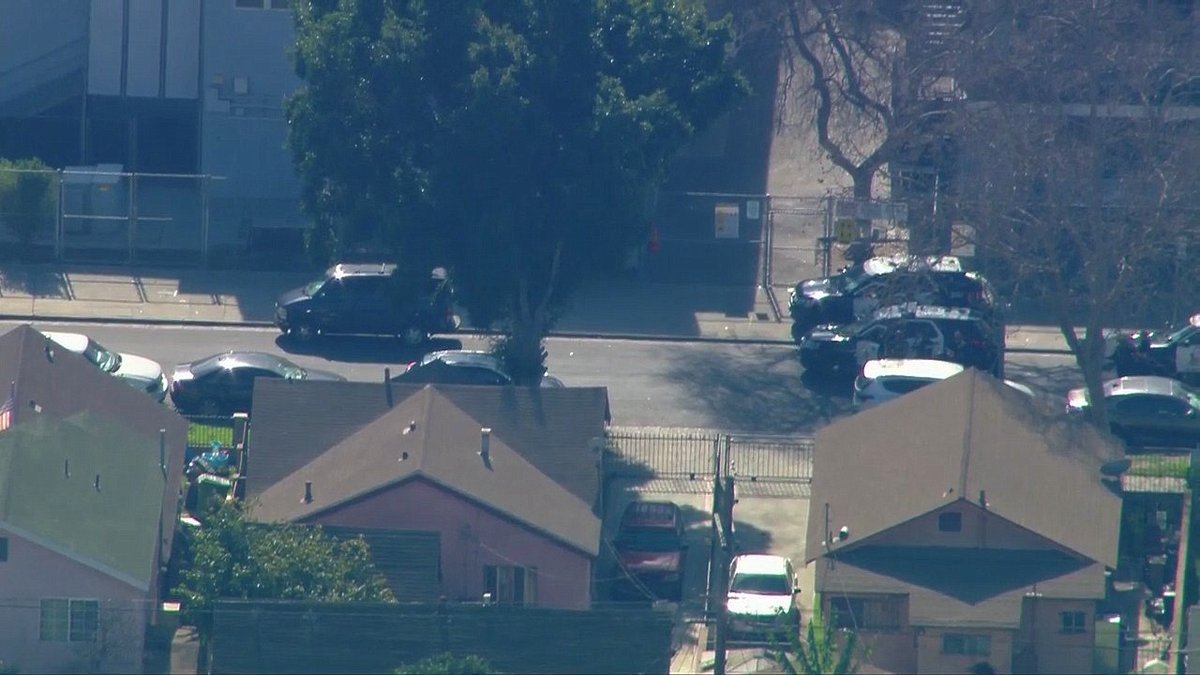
0 167 219 266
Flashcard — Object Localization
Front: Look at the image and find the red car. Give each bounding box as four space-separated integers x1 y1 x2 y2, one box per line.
611 501 688 601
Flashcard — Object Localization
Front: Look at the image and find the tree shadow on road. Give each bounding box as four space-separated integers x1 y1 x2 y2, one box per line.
0 265 71 298
662 344 854 434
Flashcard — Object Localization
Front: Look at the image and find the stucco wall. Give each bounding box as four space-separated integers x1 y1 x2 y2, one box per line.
866 501 1065 551
1016 597 1098 674
917 627 1013 675
309 478 594 610
0 529 147 674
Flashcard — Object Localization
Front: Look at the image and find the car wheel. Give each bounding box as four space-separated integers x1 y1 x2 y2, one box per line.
399 326 428 347
291 322 318 342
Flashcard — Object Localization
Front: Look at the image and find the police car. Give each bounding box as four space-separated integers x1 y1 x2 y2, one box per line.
787 255 998 343
1112 313 1200 385
799 303 1005 380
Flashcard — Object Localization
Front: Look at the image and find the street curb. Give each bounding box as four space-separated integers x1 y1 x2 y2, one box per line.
0 313 1077 354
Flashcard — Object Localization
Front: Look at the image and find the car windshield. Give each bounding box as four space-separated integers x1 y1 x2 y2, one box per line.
730 573 791 596
82 339 121 372
1166 325 1195 345
615 528 681 552
277 359 307 380
303 278 326 296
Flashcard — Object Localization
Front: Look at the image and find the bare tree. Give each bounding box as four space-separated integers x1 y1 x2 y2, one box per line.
950 1 1200 426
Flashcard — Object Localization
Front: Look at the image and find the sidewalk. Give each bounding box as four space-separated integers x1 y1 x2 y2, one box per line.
0 263 1074 353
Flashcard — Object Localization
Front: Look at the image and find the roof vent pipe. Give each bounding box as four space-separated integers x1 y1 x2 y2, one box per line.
480 428 491 460
303 481 313 504
159 429 167 476
384 368 393 407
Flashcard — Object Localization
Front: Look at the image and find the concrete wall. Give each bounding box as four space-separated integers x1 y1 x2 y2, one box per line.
200 0 302 215
88 0 201 98
866 501 1068 552
308 477 594 610
0 0 88 72
0 529 146 674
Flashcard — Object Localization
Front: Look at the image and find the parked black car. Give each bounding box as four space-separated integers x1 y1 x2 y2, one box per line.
788 255 999 342
275 263 460 345
170 351 345 416
393 350 565 387
1112 313 1200 386
799 304 1005 379
1067 375 1200 449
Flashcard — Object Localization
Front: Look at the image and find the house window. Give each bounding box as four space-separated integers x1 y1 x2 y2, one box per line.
829 596 900 630
235 0 290 9
0 537 7 561
1061 610 1087 633
484 565 538 605
943 633 991 657
938 511 963 532
39 599 98 642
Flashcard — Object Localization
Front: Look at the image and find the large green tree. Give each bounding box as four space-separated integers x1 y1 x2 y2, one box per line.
172 502 394 661
287 0 746 382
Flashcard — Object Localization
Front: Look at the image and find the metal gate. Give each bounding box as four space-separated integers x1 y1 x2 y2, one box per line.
601 426 813 483
765 196 831 295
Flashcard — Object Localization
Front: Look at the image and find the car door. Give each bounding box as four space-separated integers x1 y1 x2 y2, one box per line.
855 323 889 366
227 367 276 413
1108 395 1168 446
1175 329 1200 377
345 277 392 334
1147 395 1200 447
309 278 348 332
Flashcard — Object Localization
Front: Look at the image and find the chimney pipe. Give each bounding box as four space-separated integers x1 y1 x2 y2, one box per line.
64 458 69 478
159 429 167 476
303 481 313 504
384 368 393 407
480 428 491 459
94 474 101 492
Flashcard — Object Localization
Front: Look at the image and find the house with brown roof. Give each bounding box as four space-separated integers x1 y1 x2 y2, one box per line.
807 369 1124 675
246 380 610 609
0 325 188 673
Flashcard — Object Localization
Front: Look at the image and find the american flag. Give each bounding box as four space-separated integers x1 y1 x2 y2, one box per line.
0 394 13 433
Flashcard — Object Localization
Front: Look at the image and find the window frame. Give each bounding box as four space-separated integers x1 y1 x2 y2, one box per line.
942 632 991 657
938 511 963 532
1060 610 1087 634
484 565 538 605
0 536 8 562
40 598 98 642
235 0 290 9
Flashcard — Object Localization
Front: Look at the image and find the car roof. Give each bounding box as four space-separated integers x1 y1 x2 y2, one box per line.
422 350 502 370
327 263 397 279
862 359 965 381
205 351 296 372
731 554 791 575
1106 376 1191 399
39 330 91 353
620 501 681 527
862 255 963 277
873 303 984 322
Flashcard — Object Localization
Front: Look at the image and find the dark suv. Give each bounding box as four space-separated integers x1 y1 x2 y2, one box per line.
274 263 459 345
611 501 688 601
788 256 999 342
799 303 1005 379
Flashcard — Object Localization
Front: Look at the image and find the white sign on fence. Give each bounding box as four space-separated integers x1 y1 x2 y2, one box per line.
714 203 740 239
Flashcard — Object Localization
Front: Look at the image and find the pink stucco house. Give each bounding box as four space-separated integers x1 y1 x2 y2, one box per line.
246 380 610 608
807 369 1124 675
0 325 188 673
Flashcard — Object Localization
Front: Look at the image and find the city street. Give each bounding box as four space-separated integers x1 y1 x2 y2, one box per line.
0 320 1085 432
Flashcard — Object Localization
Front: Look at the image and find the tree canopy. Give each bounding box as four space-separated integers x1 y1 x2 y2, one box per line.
287 0 747 381
172 502 394 644
395 653 503 674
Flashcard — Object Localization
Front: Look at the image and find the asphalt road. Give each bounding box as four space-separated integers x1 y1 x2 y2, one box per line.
1 320 1084 433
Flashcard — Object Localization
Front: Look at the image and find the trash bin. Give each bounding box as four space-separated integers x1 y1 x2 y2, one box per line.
195 474 233 514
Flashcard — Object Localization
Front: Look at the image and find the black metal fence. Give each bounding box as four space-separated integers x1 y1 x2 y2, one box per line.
601 426 813 483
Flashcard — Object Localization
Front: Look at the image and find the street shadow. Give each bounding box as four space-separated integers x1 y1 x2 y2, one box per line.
0 264 72 298
275 335 463 365
662 344 854 435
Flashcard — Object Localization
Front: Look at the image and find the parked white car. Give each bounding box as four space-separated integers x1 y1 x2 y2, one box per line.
854 358 1036 410
726 554 800 637
40 330 169 402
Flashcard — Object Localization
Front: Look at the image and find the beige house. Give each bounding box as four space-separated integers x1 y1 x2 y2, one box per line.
806 369 1124 674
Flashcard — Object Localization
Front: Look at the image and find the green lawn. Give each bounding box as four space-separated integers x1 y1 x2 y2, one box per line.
188 421 235 449
1129 455 1190 479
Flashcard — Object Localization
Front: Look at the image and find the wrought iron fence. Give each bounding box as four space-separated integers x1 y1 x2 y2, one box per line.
602 426 813 483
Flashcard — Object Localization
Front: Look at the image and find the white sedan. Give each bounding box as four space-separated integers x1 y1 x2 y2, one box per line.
853 358 1034 410
40 330 169 403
